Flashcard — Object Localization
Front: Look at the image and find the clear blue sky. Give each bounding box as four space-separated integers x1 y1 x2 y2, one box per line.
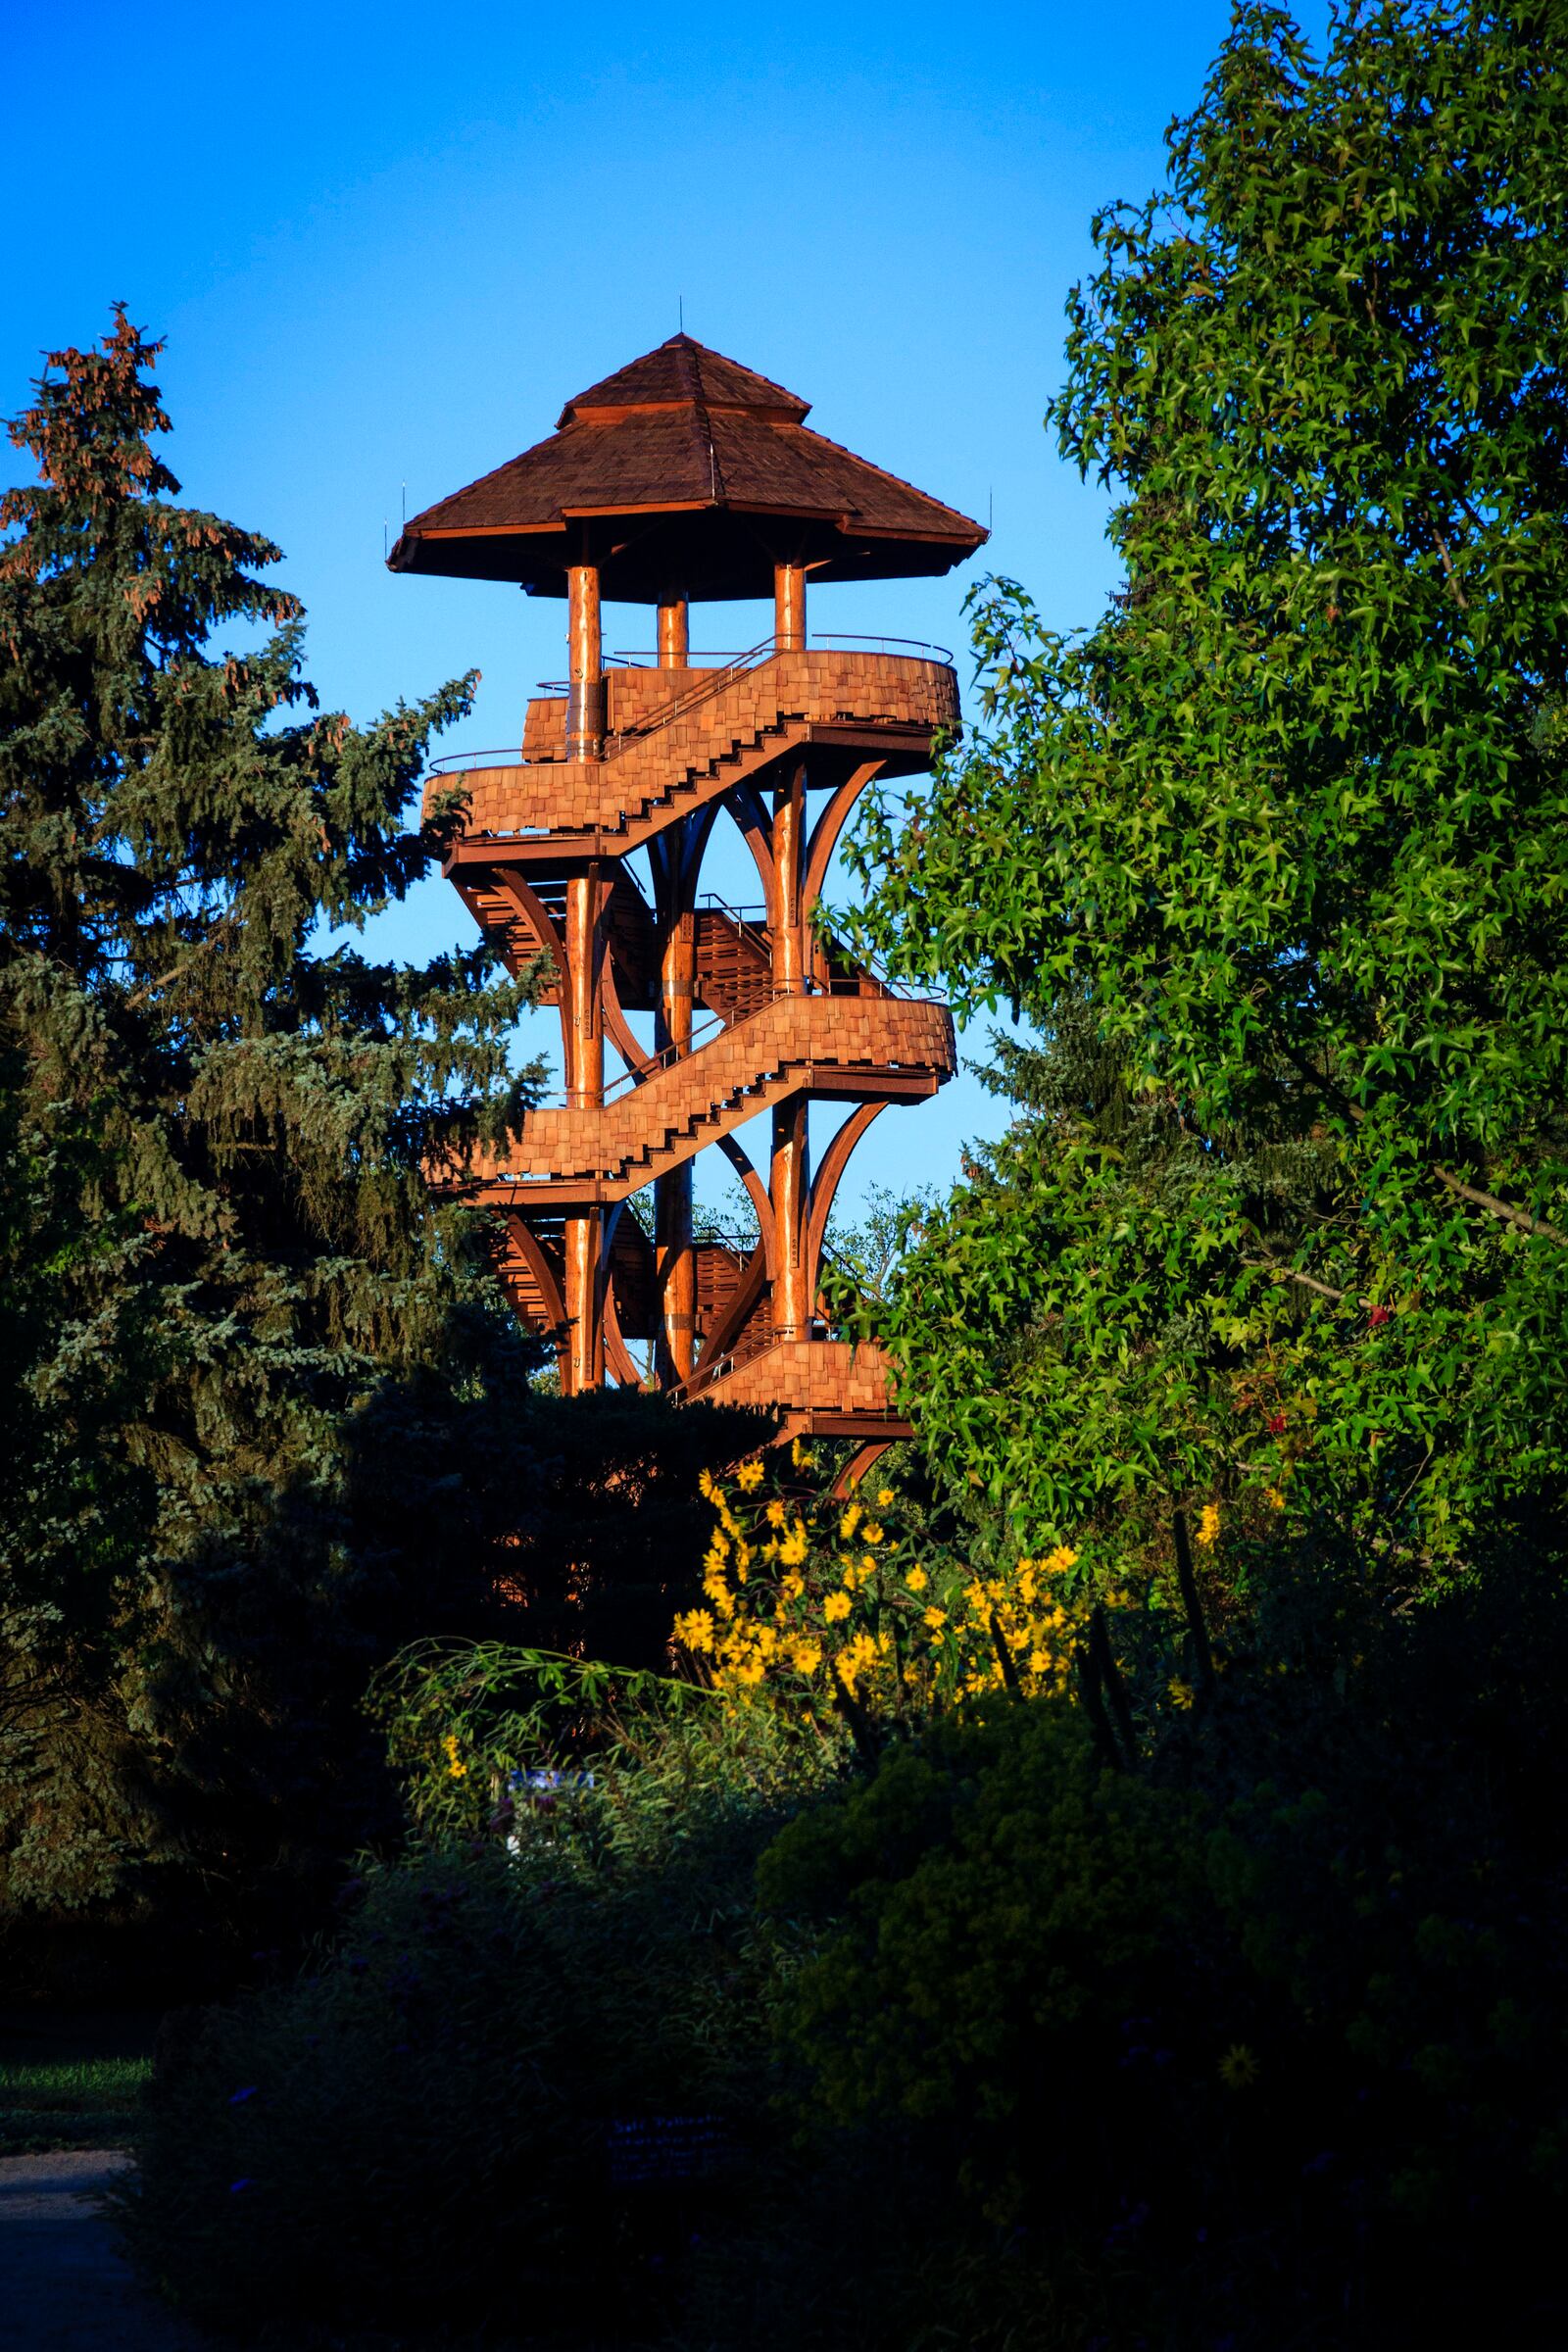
4 0 1326 1221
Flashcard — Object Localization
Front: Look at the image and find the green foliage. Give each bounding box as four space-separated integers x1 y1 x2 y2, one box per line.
836 1 1568 1576
760 1704 1199 2134
368 1637 716 1841
125 1508 1568 2349
0 310 550 1946
749 1518 1568 2343
112 1704 830 2342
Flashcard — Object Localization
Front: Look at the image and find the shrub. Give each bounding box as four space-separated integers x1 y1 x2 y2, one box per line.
736 1527 1568 2349
672 1444 1092 1724
112 1700 828 2342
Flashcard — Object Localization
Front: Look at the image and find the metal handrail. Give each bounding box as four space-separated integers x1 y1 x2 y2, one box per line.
603 636 777 754
606 633 954 668
600 1007 726 1102
432 637 955 775
806 632 955 663
697 890 771 958
605 649 761 667
428 746 536 775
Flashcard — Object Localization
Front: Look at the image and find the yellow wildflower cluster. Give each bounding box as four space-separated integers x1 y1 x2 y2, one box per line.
673 1458 1091 1719
442 1732 467 1782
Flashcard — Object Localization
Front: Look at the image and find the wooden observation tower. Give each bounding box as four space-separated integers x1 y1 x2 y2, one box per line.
390 335 984 1447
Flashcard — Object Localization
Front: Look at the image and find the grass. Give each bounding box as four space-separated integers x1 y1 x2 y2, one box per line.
0 2011 156 2154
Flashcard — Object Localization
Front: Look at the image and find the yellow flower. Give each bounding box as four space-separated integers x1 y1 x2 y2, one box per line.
781 1571 806 1600
923 1606 948 1632
860 1521 884 1545
765 1498 787 1528
1263 1486 1286 1512
789 1439 816 1471
735 1457 764 1492
1028 1649 1052 1678
790 1641 822 1676
905 1567 929 1593
823 1592 852 1623
1168 1678 1196 1711
442 1733 467 1782
1044 1544 1079 1575
674 1608 716 1652
838 1503 862 1541
1218 2043 1259 2090
860 1552 878 1577
876 1489 895 1507
778 1525 808 1567
1196 1502 1221 1548
698 1467 716 1501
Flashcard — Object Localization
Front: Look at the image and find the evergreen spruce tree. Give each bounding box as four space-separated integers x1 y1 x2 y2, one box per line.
0 310 546 1957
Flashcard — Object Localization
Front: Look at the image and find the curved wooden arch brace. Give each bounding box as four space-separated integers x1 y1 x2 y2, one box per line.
602 1282 646 1390
682 802 721 892
686 1243 768 1390
829 1440 894 1499
803 760 886 925
805 1102 886 1309
728 781 776 909
601 959 655 1083
649 803 725 917
503 1212 570 1385
504 1212 566 1332
713 1131 776 1276
494 869 565 978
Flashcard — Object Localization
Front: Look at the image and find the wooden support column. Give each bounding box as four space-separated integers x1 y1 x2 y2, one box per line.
563 862 605 1393
655 902 697 1380
565 562 603 761
773 561 806 653
771 757 806 995
657 596 689 668
770 1092 810 1342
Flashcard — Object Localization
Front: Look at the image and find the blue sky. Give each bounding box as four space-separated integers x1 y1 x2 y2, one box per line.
5 0 1326 1220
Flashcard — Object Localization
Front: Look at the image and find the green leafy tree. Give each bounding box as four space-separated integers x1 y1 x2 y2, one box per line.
840 0 1568 1578
0 310 547 1943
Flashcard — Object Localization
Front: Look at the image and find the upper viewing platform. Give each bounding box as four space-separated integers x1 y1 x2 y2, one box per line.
387 333 986 601
421 640 960 848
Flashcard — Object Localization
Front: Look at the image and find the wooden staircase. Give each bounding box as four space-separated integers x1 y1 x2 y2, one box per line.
432 644 960 1439
429 647 958 860
442 991 955 1205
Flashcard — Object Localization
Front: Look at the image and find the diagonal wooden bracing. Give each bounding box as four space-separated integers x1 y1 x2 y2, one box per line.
431 641 958 1438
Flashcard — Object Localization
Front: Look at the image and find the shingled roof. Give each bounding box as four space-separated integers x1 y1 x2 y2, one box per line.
387 335 986 603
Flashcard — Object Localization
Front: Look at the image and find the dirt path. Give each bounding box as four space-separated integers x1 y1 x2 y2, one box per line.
0 2149 210 2350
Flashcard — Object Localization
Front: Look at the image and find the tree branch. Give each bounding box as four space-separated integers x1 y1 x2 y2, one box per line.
1425 510 1469 612
1244 1253 1354 1303
1433 1167 1568 1247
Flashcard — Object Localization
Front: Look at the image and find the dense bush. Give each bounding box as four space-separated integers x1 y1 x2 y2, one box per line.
120 1506 1568 2349
741 1518 1568 2349
112 1702 830 2342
